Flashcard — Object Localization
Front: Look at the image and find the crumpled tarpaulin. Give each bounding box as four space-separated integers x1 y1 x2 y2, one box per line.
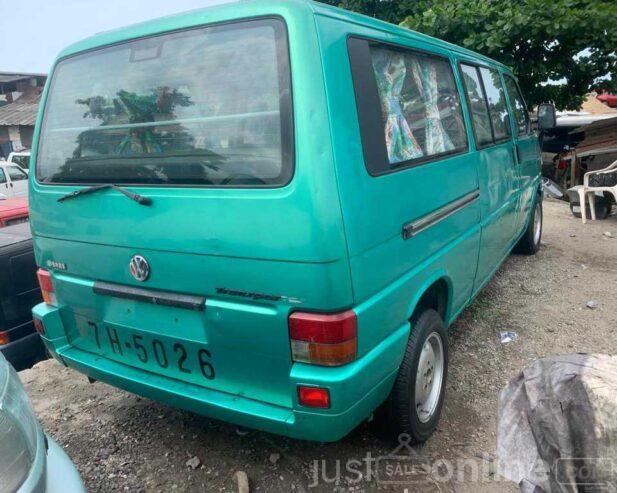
497 354 617 492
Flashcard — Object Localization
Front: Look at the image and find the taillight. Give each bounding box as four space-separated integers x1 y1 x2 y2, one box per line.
36 269 56 306
0 331 9 345
298 386 330 409
33 318 45 336
289 310 357 366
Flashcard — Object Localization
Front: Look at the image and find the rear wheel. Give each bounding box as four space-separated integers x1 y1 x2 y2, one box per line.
514 198 542 255
378 308 448 443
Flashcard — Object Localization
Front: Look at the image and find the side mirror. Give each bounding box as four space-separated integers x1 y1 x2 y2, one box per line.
537 103 557 130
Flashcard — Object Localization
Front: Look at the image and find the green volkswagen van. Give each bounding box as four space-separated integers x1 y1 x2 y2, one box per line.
30 0 549 443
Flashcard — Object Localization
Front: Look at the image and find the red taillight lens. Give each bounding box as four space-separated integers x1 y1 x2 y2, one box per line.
36 269 56 306
33 318 45 336
298 386 330 409
0 331 9 345
289 310 357 366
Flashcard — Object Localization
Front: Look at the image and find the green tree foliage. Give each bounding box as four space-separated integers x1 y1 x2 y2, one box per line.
318 0 418 25
319 0 617 110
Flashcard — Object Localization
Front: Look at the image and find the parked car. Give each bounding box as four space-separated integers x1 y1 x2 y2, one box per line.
0 161 29 197
0 223 44 371
0 352 85 492
0 197 29 228
30 0 554 443
7 151 31 171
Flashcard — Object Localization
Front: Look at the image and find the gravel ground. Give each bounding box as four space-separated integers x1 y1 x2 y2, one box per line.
20 199 617 492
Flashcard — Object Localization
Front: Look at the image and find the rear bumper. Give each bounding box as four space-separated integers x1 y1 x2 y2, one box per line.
0 332 45 371
33 302 408 442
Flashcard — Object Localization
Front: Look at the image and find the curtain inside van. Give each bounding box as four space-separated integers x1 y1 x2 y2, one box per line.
371 45 466 166
371 50 424 163
408 59 455 155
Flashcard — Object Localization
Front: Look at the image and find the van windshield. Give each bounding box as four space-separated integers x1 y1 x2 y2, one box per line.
36 18 293 187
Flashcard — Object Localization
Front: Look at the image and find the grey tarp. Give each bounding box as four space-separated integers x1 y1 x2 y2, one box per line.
497 354 617 492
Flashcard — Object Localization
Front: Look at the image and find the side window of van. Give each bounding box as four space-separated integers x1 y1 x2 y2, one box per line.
348 38 468 175
0 169 6 184
460 63 511 146
479 68 511 141
460 64 493 146
504 75 531 135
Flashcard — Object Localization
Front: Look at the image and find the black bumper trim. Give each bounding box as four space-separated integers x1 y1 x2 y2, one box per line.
93 281 205 311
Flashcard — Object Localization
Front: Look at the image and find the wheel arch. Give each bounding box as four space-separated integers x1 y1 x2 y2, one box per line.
404 273 453 325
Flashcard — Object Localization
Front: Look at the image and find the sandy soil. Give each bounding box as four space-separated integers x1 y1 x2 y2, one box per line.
20 199 617 492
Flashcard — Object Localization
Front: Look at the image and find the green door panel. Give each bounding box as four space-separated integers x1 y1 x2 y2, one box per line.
503 74 541 232
473 143 519 287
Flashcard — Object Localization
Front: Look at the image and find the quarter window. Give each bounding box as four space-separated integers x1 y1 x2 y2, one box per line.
369 45 467 166
460 63 512 146
504 76 530 135
460 64 493 147
479 67 511 140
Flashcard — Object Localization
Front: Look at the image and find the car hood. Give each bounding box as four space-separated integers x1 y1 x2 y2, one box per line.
0 198 29 214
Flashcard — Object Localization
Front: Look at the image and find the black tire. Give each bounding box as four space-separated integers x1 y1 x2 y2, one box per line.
378 308 448 444
513 198 542 255
570 196 612 220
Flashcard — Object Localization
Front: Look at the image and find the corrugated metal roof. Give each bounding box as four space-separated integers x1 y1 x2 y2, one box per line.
0 102 39 126
0 72 46 84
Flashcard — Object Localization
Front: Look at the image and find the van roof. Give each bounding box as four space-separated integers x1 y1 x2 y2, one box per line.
54 0 509 72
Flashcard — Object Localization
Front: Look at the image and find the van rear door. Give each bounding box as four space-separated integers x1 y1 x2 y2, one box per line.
31 17 352 409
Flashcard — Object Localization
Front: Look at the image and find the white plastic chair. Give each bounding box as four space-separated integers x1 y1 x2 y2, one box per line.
578 159 617 224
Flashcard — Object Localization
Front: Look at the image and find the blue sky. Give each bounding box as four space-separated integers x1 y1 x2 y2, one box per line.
0 0 234 74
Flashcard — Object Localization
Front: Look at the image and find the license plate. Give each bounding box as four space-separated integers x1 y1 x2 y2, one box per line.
87 321 215 381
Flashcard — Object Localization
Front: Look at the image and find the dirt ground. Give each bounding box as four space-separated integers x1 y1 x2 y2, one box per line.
20 199 617 493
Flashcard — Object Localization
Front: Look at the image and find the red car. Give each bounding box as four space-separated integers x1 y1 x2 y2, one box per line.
0 197 29 227
597 92 617 108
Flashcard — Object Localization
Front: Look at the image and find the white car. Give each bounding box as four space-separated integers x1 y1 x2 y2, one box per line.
7 152 30 171
0 352 85 493
0 161 29 198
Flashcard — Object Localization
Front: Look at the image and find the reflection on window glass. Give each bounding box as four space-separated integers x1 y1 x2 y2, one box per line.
370 45 467 166
479 67 510 140
504 76 529 135
37 19 293 187
8 166 27 181
460 64 493 146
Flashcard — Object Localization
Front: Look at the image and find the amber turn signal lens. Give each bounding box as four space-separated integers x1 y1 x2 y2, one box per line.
0 331 9 345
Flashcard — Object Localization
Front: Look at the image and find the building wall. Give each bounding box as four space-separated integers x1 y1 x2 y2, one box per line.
0 125 34 157
19 126 33 148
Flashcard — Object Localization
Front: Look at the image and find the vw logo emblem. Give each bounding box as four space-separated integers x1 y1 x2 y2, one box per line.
129 255 150 282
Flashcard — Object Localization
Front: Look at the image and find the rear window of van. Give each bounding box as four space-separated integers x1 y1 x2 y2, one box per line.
36 18 293 187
